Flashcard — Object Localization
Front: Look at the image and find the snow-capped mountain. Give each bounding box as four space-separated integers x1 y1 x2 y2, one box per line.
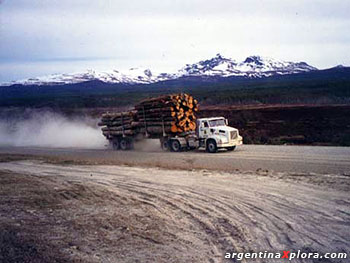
8 68 172 86
180 54 317 78
3 54 318 86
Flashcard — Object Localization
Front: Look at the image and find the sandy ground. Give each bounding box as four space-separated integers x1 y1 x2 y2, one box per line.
0 152 349 262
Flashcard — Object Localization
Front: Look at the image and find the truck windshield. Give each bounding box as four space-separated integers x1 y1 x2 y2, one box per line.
209 119 226 127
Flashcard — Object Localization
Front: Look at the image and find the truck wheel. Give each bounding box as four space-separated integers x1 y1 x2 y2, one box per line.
206 139 218 153
170 139 181 152
112 139 120 150
119 138 129 151
160 139 169 151
226 146 236 151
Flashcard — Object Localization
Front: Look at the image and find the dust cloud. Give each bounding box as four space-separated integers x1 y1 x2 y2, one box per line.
0 109 106 149
133 139 161 152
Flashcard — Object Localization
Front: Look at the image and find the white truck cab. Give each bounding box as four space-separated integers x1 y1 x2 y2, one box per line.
160 117 243 153
196 117 243 153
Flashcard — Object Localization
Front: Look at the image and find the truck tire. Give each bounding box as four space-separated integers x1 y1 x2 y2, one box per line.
160 139 169 151
226 146 236 151
112 139 120 150
119 138 129 151
170 139 181 152
206 139 218 153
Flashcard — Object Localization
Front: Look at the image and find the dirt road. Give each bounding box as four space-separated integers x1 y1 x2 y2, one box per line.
0 158 349 263
0 143 350 174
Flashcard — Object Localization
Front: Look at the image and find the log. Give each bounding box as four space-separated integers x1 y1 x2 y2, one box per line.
103 119 134 127
135 101 177 110
131 121 174 127
102 124 138 132
136 112 174 119
171 125 178 133
189 122 196 130
99 119 134 127
101 110 137 120
178 119 187 127
136 107 174 113
102 130 135 136
104 116 134 122
136 117 175 122
139 126 172 134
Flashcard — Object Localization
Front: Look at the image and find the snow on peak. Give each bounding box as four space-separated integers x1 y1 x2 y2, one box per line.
179 53 238 76
180 55 318 78
2 54 318 86
6 67 161 86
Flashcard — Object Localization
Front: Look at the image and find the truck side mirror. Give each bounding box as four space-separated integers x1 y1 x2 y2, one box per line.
225 119 228 125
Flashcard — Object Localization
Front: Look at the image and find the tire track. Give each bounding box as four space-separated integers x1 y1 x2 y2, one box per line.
0 161 349 263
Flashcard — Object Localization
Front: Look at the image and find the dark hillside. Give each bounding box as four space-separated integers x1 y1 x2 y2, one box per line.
1 67 349 108
199 105 350 146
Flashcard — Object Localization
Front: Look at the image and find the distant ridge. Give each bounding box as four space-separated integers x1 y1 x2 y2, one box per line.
2 54 319 86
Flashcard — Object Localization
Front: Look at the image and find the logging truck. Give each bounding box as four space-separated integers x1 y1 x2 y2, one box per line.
99 93 243 153
103 116 243 153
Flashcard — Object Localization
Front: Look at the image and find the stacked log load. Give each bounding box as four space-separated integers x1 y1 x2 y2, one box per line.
99 110 138 138
135 93 198 134
99 93 198 138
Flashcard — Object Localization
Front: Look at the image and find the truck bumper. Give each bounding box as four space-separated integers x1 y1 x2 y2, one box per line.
217 137 243 148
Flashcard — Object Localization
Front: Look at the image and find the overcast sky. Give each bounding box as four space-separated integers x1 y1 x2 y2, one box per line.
0 0 349 82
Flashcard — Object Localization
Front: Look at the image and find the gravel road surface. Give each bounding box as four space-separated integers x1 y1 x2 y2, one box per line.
0 160 349 263
0 144 349 262
0 143 349 174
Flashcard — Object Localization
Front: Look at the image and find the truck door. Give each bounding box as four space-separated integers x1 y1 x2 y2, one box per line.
199 121 209 138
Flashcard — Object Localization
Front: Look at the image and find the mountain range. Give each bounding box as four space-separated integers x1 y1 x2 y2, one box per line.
2 54 322 86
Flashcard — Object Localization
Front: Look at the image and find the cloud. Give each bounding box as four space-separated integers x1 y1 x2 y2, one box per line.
4 0 350 19
0 0 349 81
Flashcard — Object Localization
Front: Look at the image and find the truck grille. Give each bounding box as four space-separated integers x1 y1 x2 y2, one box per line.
230 131 238 140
